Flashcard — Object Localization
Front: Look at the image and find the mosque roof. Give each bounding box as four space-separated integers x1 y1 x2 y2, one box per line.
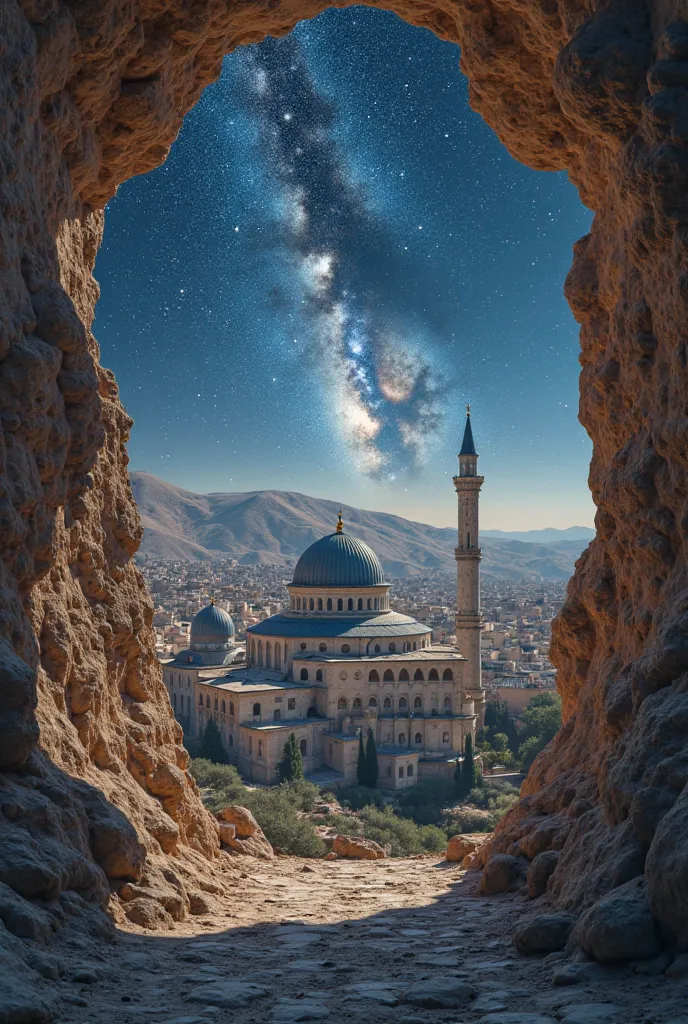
190 601 235 644
291 515 386 588
460 409 477 456
247 612 432 639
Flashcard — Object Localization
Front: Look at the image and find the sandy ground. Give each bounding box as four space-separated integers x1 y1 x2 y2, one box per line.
43 857 688 1024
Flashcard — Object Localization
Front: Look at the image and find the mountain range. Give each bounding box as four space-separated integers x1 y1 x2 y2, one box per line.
130 472 595 581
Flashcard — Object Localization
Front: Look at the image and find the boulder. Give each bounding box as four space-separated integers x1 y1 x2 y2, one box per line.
217 805 259 838
0 881 55 941
480 854 527 895
528 850 560 898
403 977 476 1008
123 897 174 931
218 817 273 860
446 833 487 863
512 912 577 953
573 877 661 963
332 835 385 860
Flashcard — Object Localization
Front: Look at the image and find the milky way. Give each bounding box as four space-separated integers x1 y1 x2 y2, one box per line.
243 35 447 478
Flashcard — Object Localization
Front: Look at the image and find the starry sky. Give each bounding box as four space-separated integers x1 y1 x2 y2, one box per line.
94 6 595 531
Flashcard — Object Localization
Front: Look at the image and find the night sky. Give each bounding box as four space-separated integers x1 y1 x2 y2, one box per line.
94 7 595 530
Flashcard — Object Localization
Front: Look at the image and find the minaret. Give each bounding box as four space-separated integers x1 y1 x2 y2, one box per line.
454 406 485 717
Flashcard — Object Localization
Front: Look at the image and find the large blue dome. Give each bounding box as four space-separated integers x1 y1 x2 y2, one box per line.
190 601 235 645
291 531 385 587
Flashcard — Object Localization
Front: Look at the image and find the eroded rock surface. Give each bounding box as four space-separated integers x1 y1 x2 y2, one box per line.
0 0 688 956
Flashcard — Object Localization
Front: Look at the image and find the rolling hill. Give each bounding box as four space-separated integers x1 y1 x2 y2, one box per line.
130 472 594 581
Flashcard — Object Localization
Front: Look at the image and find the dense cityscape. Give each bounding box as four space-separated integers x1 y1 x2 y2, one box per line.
140 557 563 716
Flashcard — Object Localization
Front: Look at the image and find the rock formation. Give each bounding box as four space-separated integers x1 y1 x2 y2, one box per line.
1 0 688 952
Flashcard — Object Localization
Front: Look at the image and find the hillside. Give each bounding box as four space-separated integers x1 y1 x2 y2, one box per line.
130 472 594 581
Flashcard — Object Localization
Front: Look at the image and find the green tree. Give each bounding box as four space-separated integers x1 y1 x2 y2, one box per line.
356 730 367 786
517 692 562 770
462 733 476 794
364 729 379 788
492 732 509 752
198 718 227 764
278 733 304 783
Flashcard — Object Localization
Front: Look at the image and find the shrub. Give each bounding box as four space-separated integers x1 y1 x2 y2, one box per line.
336 786 386 811
278 733 304 782
199 719 228 763
242 788 325 858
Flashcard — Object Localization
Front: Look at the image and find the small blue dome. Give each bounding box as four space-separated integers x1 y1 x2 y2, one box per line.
191 602 235 645
291 530 385 587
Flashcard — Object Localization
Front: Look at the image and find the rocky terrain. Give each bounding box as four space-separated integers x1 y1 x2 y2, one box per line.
5 853 688 1024
130 472 592 580
2 0 688 1014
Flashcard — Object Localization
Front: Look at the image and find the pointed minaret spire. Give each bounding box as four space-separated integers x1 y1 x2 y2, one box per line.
336 510 344 533
460 404 477 457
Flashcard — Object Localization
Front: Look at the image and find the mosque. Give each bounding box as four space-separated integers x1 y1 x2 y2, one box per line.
163 411 485 787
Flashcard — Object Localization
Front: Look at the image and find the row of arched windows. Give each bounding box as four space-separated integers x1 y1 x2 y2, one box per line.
291 595 389 612
300 668 323 682
172 693 192 714
338 695 453 713
197 693 236 716
390 764 414 778
392 731 450 745
368 668 453 683
249 639 283 669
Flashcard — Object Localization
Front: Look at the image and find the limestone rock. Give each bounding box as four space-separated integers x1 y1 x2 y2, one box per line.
479 854 527 895
527 850 560 898
332 835 385 860
123 897 174 931
573 878 661 963
512 912 577 953
217 805 258 838
218 818 273 860
446 833 488 862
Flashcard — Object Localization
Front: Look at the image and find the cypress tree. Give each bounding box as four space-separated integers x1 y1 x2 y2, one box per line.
278 733 304 782
199 718 227 763
364 729 378 788
462 733 476 794
356 730 367 786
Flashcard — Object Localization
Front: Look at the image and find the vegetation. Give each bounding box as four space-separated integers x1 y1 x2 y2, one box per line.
198 719 228 764
356 731 367 786
478 692 562 772
364 730 379 788
277 733 304 783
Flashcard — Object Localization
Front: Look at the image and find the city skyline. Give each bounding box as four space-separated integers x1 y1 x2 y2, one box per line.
94 7 595 531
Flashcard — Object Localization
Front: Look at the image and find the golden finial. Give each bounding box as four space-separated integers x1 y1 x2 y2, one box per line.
210 597 215 605
466 404 471 417
336 510 344 533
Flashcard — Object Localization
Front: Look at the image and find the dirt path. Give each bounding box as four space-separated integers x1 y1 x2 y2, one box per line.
34 858 688 1023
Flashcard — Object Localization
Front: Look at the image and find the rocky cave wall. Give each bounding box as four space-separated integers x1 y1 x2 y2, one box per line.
2 0 688 941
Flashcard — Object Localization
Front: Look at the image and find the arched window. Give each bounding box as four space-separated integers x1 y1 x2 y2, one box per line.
327 598 332 611
274 709 281 720
205 695 210 708
251 639 256 662
374 644 381 654
348 598 354 611
383 697 392 710
266 642 272 669
319 643 327 652
369 669 380 682
353 697 362 712
300 642 307 650
367 598 371 610
369 697 378 709
297 597 302 610
443 732 450 743
300 668 309 681
258 740 263 758
357 598 363 611
399 697 408 711
412 641 417 651
230 701 235 716
187 696 191 713
389 642 396 652
221 700 225 713
337 697 347 711
309 598 315 611
414 732 422 744
398 765 404 778
413 696 423 709
337 598 343 611
252 702 261 717
399 669 409 682
341 643 350 653
398 732 406 744
374 598 379 610
229 734 233 746
257 640 263 665
318 598 323 611
316 669 323 682
414 669 425 681
383 669 394 682
443 668 454 681
407 764 414 777
387 765 393 778
300 739 307 756
444 696 452 710
428 668 439 681
275 643 281 669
